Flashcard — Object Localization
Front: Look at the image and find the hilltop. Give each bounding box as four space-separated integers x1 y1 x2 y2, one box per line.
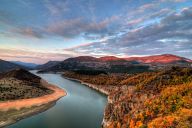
0 69 53 101
36 61 60 70
126 54 191 64
0 59 27 73
37 56 148 74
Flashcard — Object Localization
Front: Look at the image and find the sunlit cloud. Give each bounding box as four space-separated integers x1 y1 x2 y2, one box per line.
0 0 192 63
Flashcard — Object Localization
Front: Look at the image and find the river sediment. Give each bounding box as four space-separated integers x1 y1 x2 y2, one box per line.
0 79 66 128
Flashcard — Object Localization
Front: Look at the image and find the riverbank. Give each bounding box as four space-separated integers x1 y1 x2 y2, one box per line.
0 102 55 128
63 76 109 95
0 79 66 128
62 67 192 128
63 76 111 127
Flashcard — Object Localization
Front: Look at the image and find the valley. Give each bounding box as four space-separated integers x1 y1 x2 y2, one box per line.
1 1 192 127
0 54 191 128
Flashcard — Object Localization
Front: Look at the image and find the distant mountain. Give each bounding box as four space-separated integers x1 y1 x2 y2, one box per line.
0 59 26 73
126 54 191 64
37 54 191 74
11 61 39 69
64 56 100 62
36 61 61 70
38 56 149 74
99 56 126 61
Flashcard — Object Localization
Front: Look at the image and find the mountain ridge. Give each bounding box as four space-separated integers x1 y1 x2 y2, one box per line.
125 54 191 64
11 61 39 69
0 59 27 73
37 54 191 73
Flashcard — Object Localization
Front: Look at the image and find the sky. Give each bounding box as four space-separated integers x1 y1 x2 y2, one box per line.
0 0 192 64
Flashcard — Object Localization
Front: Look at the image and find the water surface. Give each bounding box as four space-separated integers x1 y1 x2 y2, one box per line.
7 71 107 128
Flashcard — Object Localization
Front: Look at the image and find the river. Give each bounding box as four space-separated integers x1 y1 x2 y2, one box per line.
7 71 107 128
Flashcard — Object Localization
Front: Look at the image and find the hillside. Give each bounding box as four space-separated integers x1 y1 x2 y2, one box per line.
0 69 53 101
36 61 60 71
63 67 192 128
11 61 39 69
38 56 149 74
126 54 191 64
0 59 26 73
99 56 126 62
37 54 191 74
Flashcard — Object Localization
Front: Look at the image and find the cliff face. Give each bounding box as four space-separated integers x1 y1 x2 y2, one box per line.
63 67 192 128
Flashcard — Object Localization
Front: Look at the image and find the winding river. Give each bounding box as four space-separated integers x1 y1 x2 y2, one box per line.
7 71 107 128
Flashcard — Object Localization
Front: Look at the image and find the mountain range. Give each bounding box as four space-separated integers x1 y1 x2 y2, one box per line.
36 61 60 70
125 54 192 64
37 54 191 73
11 61 39 69
0 54 191 73
0 59 27 73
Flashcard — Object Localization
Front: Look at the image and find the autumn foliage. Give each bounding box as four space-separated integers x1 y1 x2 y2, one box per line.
63 67 192 128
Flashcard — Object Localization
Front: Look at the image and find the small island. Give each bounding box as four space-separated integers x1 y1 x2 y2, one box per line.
0 69 66 127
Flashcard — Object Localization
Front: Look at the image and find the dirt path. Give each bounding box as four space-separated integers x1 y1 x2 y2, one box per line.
0 79 66 111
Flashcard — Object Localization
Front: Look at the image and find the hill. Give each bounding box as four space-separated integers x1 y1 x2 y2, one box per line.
37 54 191 74
0 68 40 83
38 56 149 74
36 61 61 71
0 69 53 101
11 61 39 69
126 54 191 64
0 59 26 73
63 67 192 128
99 56 125 62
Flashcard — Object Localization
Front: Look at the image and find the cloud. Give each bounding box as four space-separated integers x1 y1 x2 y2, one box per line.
0 48 74 64
138 3 157 11
44 0 69 15
46 15 119 39
66 7 192 59
160 0 186 3
0 0 192 62
11 27 43 38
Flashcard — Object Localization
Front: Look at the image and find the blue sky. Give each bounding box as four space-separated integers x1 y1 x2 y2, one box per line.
0 0 192 63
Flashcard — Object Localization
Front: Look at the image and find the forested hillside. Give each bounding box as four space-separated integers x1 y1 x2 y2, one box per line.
63 67 192 128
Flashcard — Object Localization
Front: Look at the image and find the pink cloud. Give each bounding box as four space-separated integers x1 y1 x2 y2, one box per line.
0 48 72 64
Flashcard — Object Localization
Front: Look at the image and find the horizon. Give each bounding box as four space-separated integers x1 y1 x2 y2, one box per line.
0 0 192 64
4 53 191 65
